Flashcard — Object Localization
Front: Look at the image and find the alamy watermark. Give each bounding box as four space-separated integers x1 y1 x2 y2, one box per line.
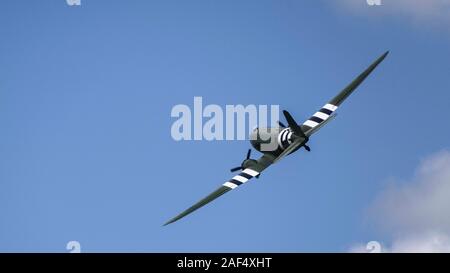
66 240 81 253
366 241 382 253
66 0 81 6
367 0 382 6
171 97 280 150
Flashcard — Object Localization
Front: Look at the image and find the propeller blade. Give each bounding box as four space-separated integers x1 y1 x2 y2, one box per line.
277 120 286 128
230 166 242 172
283 110 306 138
231 149 253 172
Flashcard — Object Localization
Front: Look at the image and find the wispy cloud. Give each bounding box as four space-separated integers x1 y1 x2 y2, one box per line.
334 0 450 29
350 232 450 253
388 232 450 252
351 150 450 252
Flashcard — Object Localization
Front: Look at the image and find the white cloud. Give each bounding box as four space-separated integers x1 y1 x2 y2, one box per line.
350 232 450 253
351 150 450 252
370 150 450 234
334 0 450 29
389 232 450 252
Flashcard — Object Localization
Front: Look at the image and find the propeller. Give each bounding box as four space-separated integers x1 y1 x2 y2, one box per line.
282 110 311 152
230 149 258 174
277 120 286 128
230 167 243 172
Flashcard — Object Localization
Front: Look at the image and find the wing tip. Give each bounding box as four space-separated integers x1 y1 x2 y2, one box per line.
380 50 390 61
371 50 389 69
163 218 177 226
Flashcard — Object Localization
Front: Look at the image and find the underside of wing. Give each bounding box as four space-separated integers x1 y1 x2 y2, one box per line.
163 185 232 226
301 51 388 135
164 166 266 226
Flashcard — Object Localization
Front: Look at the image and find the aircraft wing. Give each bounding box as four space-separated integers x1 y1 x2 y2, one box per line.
163 154 275 226
301 51 389 137
272 51 388 164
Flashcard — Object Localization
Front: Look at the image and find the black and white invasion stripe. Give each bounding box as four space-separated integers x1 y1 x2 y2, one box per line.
223 168 260 189
303 103 338 128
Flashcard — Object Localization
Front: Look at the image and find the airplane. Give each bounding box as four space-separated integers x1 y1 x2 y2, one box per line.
164 51 389 226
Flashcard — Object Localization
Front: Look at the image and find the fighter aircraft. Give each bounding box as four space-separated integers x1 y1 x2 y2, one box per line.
164 51 389 226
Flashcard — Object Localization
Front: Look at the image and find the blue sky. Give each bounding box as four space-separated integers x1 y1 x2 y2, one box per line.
0 1 449 252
